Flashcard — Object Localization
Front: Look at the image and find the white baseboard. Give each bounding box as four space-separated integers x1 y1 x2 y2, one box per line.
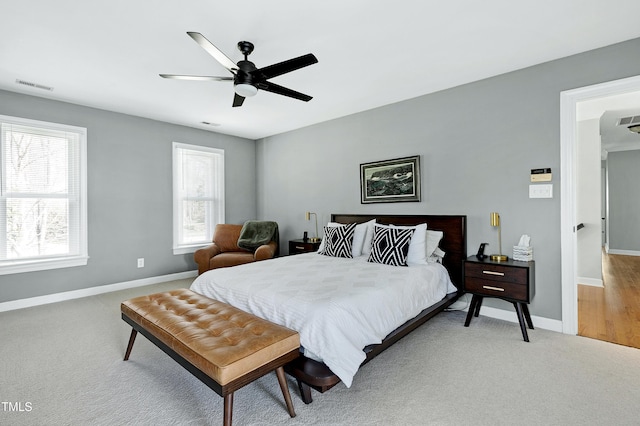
465 305 563 333
607 249 640 256
0 271 198 313
577 277 604 287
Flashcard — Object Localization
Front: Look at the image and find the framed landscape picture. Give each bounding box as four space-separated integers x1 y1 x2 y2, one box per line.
360 155 421 203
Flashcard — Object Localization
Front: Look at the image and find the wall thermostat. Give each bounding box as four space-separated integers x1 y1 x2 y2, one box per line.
531 168 552 182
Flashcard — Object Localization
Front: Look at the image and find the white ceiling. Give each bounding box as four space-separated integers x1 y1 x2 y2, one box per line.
579 91 640 157
3 1 640 140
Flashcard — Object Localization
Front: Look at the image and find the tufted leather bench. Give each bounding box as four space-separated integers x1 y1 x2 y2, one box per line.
121 288 300 426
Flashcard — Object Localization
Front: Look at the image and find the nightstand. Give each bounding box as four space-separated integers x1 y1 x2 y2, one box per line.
463 256 535 341
288 239 321 255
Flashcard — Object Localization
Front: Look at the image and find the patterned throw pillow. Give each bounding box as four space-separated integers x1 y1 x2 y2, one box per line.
318 222 357 258
367 225 415 266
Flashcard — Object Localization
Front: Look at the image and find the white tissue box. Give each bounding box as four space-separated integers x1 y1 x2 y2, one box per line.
513 245 533 261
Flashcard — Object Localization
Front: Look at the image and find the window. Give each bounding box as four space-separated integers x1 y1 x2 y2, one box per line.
172 142 224 254
0 115 87 274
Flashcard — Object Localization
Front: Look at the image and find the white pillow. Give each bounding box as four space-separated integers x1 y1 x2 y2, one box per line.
430 247 446 264
426 230 444 263
389 223 428 265
389 225 444 264
317 219 376 257
360 219 376 255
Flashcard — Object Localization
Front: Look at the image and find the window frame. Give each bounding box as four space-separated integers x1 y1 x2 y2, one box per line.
0 114 88 275
172 142 225 255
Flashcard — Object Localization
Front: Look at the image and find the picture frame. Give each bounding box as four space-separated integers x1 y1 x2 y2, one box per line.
360 155 421 203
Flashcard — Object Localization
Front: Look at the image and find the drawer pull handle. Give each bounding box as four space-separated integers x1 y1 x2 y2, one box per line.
482 270 505 276
483 285 505 292
295 246 305 250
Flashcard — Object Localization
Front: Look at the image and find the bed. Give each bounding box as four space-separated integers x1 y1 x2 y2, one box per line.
190 214 467 403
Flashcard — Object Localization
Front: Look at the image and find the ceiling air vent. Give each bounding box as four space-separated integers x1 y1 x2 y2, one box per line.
15 79 53 91
616 116 640 133
617 115 640 126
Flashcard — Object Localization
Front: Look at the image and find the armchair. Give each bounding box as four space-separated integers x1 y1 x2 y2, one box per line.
194 223 278 275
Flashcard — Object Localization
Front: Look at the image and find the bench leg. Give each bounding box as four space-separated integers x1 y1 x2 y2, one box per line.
275 366 296 417
123 329 138 361
223 393 233 426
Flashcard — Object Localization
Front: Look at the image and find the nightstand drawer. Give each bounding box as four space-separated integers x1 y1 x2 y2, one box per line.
288 239 321 255
464 262 527 285
464 277 528 301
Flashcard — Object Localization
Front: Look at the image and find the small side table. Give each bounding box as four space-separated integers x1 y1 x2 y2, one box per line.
463 256 535 341
289 239 321 255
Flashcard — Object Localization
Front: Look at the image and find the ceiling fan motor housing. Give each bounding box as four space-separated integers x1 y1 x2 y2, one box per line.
235 60 257 86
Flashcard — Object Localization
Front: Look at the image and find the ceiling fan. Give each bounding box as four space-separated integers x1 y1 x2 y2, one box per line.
160 32 318 107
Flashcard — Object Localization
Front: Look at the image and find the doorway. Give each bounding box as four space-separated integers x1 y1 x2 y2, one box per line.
560 74 640 337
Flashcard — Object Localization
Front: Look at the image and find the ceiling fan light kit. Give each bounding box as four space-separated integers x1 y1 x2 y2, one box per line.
235 83 258 97
628 124 640 134
160 32 318 107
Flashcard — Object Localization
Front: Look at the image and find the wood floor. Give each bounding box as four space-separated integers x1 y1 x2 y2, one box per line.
578 251 640 349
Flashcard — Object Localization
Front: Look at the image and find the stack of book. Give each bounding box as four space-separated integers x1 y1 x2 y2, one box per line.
513 245 533 261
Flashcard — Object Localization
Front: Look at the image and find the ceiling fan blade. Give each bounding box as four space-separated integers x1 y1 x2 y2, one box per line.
159 74 233 81
257 81 312 102
232 93 245 107
252 53 318 81
187 32 238 73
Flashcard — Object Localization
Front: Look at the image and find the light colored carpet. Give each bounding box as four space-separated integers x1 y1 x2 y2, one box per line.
1 279 639 425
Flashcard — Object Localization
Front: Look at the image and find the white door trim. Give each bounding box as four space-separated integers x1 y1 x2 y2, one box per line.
560 74 640 335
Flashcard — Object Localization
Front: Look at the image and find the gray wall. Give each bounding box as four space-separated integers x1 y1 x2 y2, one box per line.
0 90 256 303
607 149 640 251
256 37 640 321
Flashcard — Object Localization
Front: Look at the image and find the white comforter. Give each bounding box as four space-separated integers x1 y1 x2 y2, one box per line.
190 253 456 387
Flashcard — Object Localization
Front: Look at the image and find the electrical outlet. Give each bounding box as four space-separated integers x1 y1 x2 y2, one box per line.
137 258 144 268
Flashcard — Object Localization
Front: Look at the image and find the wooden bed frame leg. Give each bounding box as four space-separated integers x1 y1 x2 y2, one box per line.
123 329 137 361
275 367 296 417
297 379 313 404
223 393 233 426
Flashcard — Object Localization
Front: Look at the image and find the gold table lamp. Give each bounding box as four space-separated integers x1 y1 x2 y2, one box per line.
305 211 321 242
490 212 508 261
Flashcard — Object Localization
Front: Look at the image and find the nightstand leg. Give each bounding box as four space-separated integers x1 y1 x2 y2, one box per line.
465 295 480 327
522 303 534 329
513 303 529 342
473 296 483 317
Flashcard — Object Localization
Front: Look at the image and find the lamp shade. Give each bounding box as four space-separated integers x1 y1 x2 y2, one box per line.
490 212 500 227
